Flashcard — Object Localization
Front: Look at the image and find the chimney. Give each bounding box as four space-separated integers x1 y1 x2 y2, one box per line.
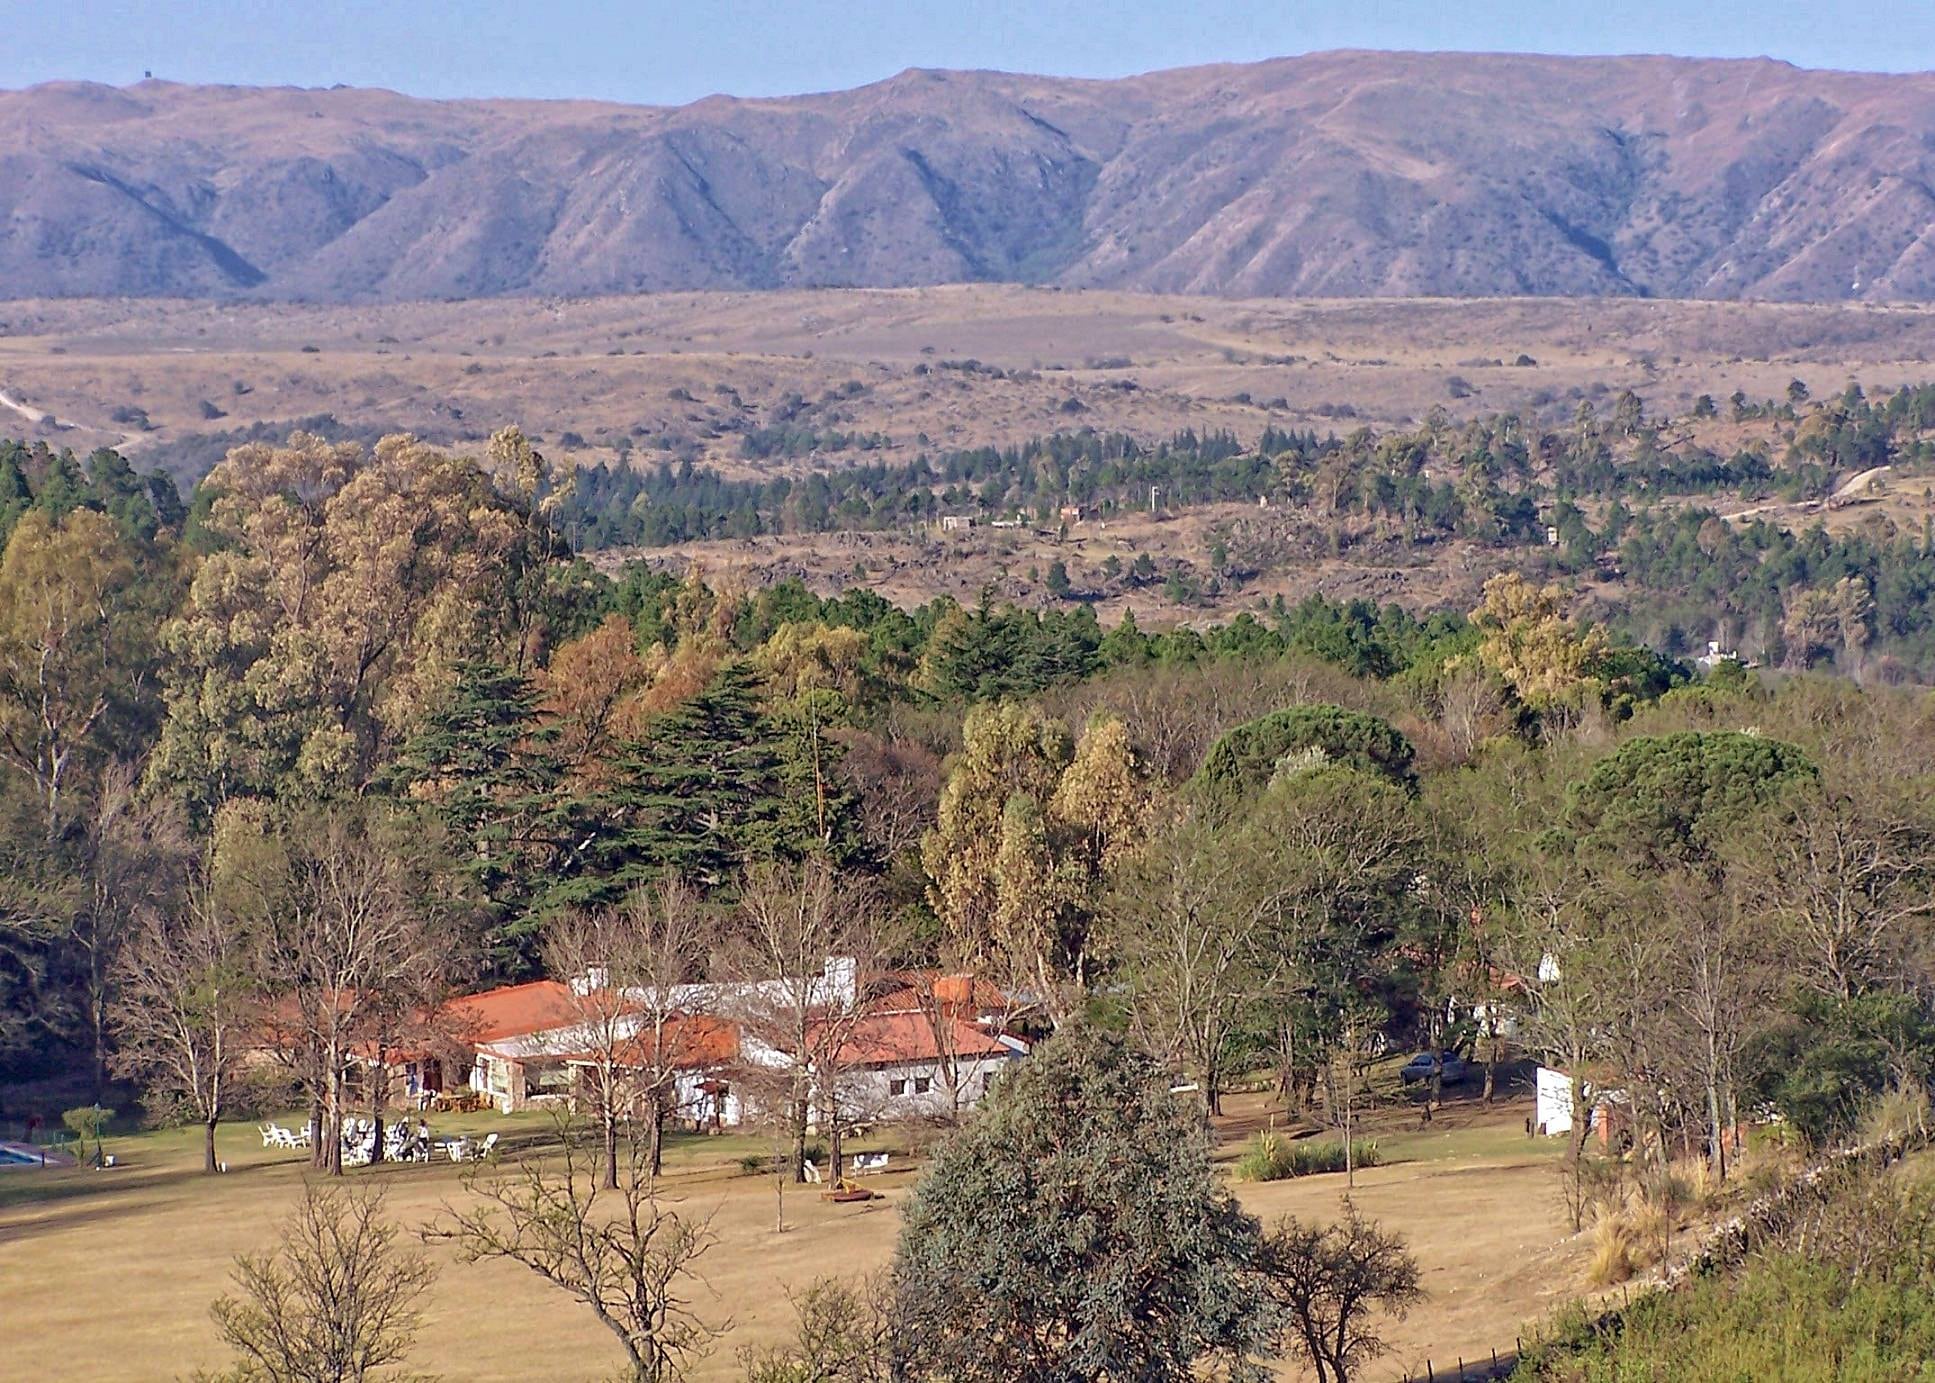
823 956 857 1007
572 965 609 996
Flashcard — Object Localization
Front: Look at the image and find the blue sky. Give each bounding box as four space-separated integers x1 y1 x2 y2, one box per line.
3 0 1931 102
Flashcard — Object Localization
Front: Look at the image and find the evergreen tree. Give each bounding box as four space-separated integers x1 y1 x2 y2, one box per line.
389 660 561 974
768 688 869 872
891 1025 1269 1381
558 660 786 904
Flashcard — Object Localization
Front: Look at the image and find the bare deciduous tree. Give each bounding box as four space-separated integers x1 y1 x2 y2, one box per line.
731 860 879 1183
201 1182 436 1383
1256 1209 1423 1383
1497 861 1608 1230
544 879 709 1188
240 809 450 1175
737 1275 894 1383
110 861 257 1174
830 728 940 862
614 880 715 1179
75 761 191 1101
1108 806 1268 1116
1659 868 1775 1180
1742 791 1935 1000
433 1117 723 1383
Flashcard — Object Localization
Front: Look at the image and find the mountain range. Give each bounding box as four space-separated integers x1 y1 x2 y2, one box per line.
5 51 1935 303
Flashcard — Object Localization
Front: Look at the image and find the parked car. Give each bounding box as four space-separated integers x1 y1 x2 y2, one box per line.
1400 1051 1469 1086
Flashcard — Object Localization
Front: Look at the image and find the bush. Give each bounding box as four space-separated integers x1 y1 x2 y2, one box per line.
1857 1083 1932 1148
893 1025 1268 1379
62 1105 113 1164
1234 1131 1294 1181
1585 1205 1637 1286
1235 1132 1381 1181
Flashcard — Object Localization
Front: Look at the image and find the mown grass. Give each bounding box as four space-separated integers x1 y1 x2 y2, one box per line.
5 1095 1580 1380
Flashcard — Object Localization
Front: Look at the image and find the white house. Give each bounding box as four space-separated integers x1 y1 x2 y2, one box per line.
448 962 1028 1126
816 1005 1029 1121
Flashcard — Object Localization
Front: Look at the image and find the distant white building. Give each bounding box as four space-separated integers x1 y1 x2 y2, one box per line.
1535 1065 1633 1147
1535 1065 1579 1136
1695 640 1747 672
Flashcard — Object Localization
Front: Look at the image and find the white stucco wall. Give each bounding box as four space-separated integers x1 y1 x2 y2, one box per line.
1536 1065 1576 1135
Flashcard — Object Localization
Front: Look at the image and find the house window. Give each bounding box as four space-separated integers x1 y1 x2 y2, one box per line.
913 1076 932 1095
889 1078 908 1096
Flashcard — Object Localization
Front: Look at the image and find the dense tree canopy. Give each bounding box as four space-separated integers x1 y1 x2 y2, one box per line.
1560 730 1817 869
1191 703 1416 808
891 1024 1269 1382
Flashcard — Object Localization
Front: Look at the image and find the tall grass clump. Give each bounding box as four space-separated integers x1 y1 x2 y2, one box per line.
1585 1204 1638 1287
1857 1083 1932 1149
1234 1131 1381 1181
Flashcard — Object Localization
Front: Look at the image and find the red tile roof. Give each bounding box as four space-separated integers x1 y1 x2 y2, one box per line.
442 980 579 1044
557 1014 743 1070
825 1011 1019 1067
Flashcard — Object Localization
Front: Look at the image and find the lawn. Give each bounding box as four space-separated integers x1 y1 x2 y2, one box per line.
2 1096 1582 1381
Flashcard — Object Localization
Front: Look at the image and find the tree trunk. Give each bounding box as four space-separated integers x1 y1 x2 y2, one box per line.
648 1097 665 1179
90 978 109 1107
792 1096 809 1184
1705 1035 1726 1182
369 1075 386 1166
325 1060 345 1176
309 1087 327 1171
1341 1020 1356 1192
826 1079 844 1180
1481 1014 1500 1104
603 1096 620 1192
204 1115 219 1175
1566 1068 1588 1231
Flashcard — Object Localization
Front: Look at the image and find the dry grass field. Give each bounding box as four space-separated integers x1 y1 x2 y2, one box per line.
6 288 1935 485
2 1086 1577 1381
614 502 1500 627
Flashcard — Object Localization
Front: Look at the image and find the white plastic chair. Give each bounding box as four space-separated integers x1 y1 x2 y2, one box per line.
477 1132 499 1161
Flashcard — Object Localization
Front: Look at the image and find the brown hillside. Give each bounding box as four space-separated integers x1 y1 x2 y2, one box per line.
6 53 1935 302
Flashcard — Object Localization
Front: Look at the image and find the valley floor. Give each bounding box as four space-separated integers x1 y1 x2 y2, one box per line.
2 1088 1575 1381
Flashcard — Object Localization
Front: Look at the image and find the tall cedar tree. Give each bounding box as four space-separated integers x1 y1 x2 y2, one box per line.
768 689 869 872
559 661 787 905
390 660 562 975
